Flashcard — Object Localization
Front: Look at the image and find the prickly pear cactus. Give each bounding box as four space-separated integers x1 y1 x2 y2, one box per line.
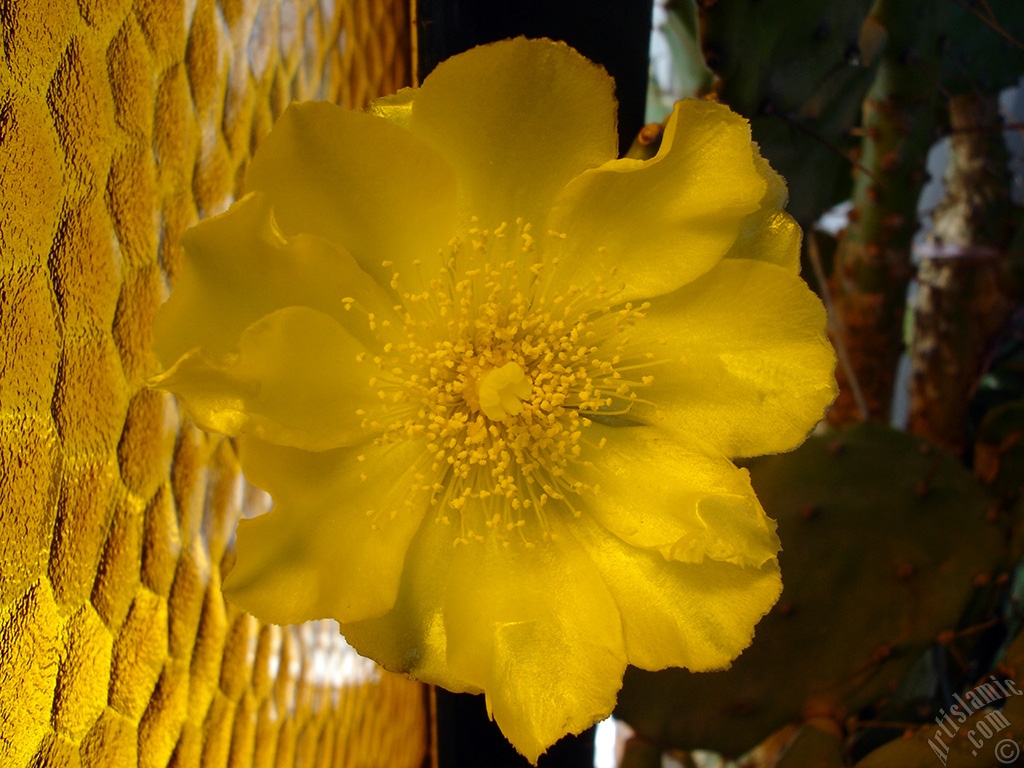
827 0 952 424
976 400 1024 506
775 725 845 768
615 422 1004 756
852 627 1024 767
693 0 878 224
907 92 1018 452
852 707 1019 768
940 0 1024 96
828 0 1023 427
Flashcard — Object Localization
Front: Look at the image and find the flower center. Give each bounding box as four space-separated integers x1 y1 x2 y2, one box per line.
355 219 660 543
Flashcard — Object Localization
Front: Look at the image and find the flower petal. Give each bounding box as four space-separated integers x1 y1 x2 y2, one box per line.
723 152 802 273
544 99 767 302
576 424 779 567
340 516 480 694
243 101 458 283
572 511 781 673
222 436 431 625
368 87 415 128
152 192 396 365
409 37 617 230
631 258 837 458
443 532 626 763
151 307 383 450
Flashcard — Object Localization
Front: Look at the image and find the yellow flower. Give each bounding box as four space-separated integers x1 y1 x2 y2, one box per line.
151 38 837 762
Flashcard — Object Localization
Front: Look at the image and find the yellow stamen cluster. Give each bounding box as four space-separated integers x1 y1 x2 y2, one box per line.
358 220 658 544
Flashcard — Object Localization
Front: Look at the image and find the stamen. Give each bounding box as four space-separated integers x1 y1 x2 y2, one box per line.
360 219 663 542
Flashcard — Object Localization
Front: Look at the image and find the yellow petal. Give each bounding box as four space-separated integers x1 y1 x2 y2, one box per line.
243 101 458 284
632 258 837 458
576 424 779 567
223 436 431 625
544 99 767 303
572 511 782 672
443 532 626 764
724 152 802 273
368 87 416 128
409 37 617 230
151 307 383 450
153 192 396 366
340 515 480 694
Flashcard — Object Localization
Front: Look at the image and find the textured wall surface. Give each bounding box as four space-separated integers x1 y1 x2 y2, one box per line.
0 0 427 766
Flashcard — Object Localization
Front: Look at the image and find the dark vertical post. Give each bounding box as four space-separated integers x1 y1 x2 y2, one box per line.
434 687 597 768
415 0 654 156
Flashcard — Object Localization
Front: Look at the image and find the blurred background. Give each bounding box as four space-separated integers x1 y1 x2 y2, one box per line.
3 1 1023 766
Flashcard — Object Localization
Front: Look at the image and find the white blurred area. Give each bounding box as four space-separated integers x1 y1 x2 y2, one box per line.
646 0 711 125
593 716 628 768
594 715 731 768
647 0 683 124
595 716 731 768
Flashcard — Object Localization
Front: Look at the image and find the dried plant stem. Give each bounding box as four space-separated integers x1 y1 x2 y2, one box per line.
808 232 870 422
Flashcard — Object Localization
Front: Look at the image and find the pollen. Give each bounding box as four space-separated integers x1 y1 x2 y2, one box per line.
362 221 661 543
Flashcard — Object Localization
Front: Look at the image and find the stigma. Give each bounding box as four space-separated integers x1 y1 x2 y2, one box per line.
355 218 659 542
475 362 532 420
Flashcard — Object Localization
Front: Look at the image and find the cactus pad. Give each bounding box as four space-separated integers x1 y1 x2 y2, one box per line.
615 423 1004 755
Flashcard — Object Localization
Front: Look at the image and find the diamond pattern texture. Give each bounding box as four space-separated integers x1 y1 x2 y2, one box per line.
0 0 425 766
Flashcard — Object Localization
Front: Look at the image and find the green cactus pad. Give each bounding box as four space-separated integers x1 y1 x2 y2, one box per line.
776 726 845 768
694 0 878 224
615 422 1004 756
854 691 1023 768
940 0 1024 96
976 399 1024 503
